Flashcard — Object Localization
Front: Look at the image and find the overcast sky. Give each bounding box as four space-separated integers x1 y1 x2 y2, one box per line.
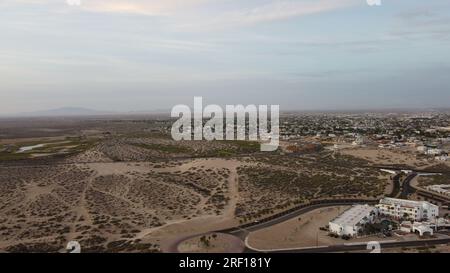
1 0 450 114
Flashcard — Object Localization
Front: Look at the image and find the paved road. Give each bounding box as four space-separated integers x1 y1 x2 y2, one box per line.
388 174 401 198
163 232 245 253
220 199 378 240
260 238 450 253
235 173 449 253
218 172 411 238
404 173 450 206
238 201 377 233
373 166 448 174
164 200 379 253
161 172 448 253
399 173 417 199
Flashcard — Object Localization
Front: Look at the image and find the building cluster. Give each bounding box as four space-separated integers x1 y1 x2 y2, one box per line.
416 144 448 160
400 221 435 236
279 112 450 158
329 198 441 238
426 185 450 197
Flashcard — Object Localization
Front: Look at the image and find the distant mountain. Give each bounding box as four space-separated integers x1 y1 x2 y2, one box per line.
12 107 116 117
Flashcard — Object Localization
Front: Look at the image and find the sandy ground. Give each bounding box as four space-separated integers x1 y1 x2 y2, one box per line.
177 233 244 253
340 148 431 168
0 155 245 251
0 137 433 252
141 215 239 250
128 159 244 250
247 206 395 250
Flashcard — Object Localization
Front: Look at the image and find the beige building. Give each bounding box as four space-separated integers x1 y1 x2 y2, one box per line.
376 198 439 221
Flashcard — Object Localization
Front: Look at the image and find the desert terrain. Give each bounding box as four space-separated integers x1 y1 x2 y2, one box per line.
0 116 446 253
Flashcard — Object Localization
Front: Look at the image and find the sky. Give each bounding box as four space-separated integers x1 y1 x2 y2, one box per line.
1 0 450 114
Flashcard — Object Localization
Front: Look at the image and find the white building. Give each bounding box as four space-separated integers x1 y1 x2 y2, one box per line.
400 221 434 236
417 146 427 153
352 135 367 146
329 205 377 237
400 221 413 233
426 185 450 197
435 154 449 161
425 148 443 156
376 198 439 221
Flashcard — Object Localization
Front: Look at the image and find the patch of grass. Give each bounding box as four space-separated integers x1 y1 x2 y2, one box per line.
205 140 262 157
203 141 261 157
64 139 99 154
223 140 261 152
215 149 235 157
121 132 171 139
0 152 30 161
0 137 100 160
133 143 191 153
0 143 25 161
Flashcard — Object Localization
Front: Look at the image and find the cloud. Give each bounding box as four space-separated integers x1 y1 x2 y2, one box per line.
392 5 450 41
215 0 355 26
3 0 358 30
173 0 359 30
79 0 210 16
1 0 212 15
78 0 357 20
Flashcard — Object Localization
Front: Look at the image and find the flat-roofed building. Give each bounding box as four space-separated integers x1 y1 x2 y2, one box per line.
329 205 378 237
376 198 439 221
426 184 450 197
400 221 435 236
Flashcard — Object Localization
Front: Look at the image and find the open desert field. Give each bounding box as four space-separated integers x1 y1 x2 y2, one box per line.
235 153 390 222
340 148 432 169
0 117 398 252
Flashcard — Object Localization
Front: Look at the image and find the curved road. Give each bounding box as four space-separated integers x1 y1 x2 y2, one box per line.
165 200 379 253
218 199 379 240
236 173 450 253
399 173 417 199
253 237 450 253
166 192 449 253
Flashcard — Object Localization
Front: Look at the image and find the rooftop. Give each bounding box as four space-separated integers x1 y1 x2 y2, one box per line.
330 205 376 227
378 198 437 209
427 184 450 190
